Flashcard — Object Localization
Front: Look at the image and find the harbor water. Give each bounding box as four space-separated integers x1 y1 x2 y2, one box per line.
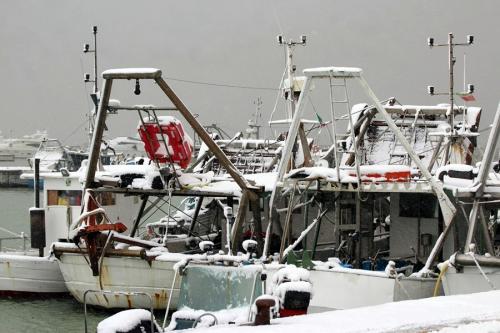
0 189 113 333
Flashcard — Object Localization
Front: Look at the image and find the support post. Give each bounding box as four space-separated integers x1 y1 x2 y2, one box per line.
231 191 250 253
34 158 40 208
250 196 264 253
189 197 204 236
479 208 495 255
298 123 313 167
130 195 149 237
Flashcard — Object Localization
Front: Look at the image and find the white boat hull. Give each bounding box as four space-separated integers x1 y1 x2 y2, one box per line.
57 253 180 309
307 268 436 311
58 252 437 311
442 265 500 295
0 254 67 294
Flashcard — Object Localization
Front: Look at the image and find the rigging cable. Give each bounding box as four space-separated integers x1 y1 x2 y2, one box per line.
164 76 278 91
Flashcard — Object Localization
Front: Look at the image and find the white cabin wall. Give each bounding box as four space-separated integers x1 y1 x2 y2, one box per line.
41 175 141 251
389 193 439 260
102 195 140 230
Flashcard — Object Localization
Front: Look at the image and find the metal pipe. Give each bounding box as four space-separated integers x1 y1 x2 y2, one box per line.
53 246 146 258
189 197 204 237
454 253 500 268
130 195 149 237
479 208 495 255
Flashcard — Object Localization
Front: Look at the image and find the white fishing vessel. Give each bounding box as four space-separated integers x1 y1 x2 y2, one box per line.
54 67 266 309
55 34 492 313
243 34 490 311
0 130 50 162
0 163 142 295
437 101 500 295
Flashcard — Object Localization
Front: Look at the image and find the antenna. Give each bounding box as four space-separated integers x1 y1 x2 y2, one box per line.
83 26 99 144
276 35 307 119
426 33 475 128
83 26 99 96
426 32 475 164
247 97 263 139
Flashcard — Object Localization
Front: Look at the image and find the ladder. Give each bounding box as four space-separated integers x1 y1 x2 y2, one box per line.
328 77 362 187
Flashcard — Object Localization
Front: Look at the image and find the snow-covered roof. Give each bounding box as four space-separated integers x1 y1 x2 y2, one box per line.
384 105 472 115
303 66 362 78
102 68 162 80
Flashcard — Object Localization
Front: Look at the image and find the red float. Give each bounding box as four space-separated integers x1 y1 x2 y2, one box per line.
138 116 193 169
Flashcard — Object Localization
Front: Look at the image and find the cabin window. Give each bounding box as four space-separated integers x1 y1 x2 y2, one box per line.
98 192 116 206
47 190 82 206
399 193 437 218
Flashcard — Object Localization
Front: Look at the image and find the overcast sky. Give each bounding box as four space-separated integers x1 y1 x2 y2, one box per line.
0 0 498 147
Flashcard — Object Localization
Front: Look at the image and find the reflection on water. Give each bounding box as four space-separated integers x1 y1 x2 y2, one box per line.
0 296 112 333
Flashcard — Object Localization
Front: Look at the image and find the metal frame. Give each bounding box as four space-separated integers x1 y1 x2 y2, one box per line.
84 68 259 201
464 102 500 251
270 66 458 273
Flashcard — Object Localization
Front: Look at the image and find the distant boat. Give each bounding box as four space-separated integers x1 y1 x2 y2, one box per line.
0 130 51 162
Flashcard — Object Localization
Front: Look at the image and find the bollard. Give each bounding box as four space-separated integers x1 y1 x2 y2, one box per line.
254 298 275 326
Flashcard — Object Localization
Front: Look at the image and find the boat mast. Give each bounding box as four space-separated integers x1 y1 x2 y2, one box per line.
427 33 474 164
264 35 307 257
277 35 306 119
83 26 99 145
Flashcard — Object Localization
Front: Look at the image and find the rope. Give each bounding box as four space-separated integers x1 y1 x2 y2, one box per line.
468 252 496 290
161 186 174 247
98 231 114 291
266 65 288 139
433 264 449 296
162 266 179 329
394 275 411 299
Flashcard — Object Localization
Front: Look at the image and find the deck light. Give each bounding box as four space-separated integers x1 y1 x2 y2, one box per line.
427 85 435 95
467 84 474 94
83 43 90 53
277 34 283 45
134 79 141 95
467 35 474 44
427 37 434 47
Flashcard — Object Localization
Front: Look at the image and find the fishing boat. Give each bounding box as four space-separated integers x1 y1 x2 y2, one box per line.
0 130 50 163
0 162 142 295
53 67 267 309
56 33 492 312
437 101 500 296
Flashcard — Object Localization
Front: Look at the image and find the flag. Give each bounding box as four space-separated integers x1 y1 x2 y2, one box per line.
316 113 324 124
316 113 329 128
459 93 476 102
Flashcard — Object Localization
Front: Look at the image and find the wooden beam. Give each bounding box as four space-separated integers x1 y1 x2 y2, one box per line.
154 77 258 201
84 78 113 189
231 191 250 253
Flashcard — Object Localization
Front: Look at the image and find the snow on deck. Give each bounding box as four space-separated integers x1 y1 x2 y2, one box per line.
192 291 500 333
